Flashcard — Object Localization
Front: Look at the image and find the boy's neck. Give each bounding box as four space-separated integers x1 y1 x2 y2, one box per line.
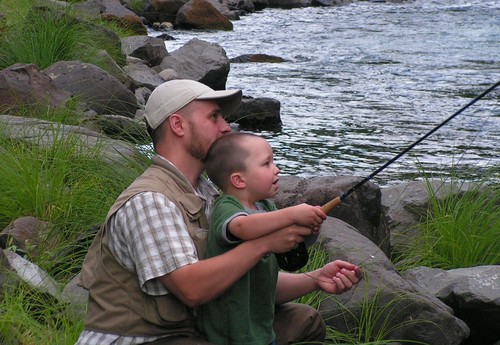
224 188 257 210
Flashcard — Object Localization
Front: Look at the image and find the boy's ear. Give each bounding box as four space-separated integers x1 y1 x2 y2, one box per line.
229 172 246 189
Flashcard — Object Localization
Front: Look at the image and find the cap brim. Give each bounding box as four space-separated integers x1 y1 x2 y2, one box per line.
196 89 242 116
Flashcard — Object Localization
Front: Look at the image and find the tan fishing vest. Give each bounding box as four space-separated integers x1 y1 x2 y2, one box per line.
79 155 213 336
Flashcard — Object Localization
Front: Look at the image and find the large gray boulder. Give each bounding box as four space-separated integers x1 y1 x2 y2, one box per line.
318 217 470 345
44 61 138 117
123 62 166 91
156 38 231 90
272 175 389 255
402 265 500 344
0 115 143 165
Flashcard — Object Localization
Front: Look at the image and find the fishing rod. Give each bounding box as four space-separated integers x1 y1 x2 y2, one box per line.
277 80 499 272
321 80 500 214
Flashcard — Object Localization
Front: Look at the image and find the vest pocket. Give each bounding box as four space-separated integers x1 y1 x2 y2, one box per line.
138 292 190 325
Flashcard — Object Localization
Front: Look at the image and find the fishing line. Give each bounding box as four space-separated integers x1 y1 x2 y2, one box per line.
321 80 500 213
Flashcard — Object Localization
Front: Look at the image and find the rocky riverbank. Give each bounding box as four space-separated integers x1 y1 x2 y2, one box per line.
0 0 498 344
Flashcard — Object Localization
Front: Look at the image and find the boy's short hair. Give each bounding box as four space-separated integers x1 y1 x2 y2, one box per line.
205 132 260 191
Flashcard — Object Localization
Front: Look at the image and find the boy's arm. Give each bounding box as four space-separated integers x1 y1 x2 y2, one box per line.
227 208 294 240
228 204 326 241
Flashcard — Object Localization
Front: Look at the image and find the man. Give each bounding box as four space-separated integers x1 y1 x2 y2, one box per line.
76 79 362 345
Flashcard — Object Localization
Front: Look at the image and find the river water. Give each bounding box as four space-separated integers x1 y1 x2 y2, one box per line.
155 0 500 186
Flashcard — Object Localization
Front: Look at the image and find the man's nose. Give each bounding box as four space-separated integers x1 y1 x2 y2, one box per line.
219 118 231 133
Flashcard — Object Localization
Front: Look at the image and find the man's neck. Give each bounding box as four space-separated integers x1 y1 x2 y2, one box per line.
158 154 203 188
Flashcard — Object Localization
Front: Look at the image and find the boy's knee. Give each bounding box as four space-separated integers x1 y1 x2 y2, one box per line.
274 303 326 345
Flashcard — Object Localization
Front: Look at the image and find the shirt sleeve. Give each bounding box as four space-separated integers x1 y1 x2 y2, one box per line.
210 195 249 246
109 192 198 295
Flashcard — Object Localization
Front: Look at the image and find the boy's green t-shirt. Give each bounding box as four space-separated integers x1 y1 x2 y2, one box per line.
198 195 279 345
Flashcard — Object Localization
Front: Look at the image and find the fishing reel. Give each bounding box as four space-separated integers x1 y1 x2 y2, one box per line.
275 242 309 272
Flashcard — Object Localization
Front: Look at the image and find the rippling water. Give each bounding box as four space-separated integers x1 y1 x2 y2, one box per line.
156 0 500 185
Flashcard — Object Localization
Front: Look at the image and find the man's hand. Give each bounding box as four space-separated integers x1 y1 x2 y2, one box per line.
261 224 312 254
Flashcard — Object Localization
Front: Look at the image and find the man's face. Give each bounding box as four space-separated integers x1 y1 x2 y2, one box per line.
183 100 232 161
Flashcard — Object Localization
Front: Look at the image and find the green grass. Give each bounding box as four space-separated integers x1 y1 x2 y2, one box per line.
0 0 127 72
394 175 500 270
0 121 149 343
0 121 149 276
323 284 436 345
294 246 436 345
0 282 83 345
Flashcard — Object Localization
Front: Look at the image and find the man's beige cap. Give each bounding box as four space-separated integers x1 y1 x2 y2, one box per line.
144 79 242 130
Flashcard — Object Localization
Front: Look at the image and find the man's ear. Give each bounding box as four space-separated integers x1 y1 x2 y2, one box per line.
229 172 246 189
168 114 184 136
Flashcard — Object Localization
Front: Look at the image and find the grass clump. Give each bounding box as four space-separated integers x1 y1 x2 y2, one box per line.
0 282 83 345
0 0 127 72
323 284 435 345
0 123 149 279
394 176 500 271
294 246 434 345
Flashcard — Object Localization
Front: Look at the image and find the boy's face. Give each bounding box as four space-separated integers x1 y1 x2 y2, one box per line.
241 137 280 200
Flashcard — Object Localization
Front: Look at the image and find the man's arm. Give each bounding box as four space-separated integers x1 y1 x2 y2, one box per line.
159 224 314 307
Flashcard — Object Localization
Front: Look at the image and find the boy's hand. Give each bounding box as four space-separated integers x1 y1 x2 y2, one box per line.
313 260 363 294
289 204 327 231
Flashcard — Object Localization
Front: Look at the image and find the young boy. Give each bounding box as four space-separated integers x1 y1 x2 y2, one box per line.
198 132 327 345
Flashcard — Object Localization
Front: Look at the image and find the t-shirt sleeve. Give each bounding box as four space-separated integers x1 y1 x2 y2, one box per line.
210 195 249 246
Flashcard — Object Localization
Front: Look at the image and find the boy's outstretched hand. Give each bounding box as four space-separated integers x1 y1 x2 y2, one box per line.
312 260 363 294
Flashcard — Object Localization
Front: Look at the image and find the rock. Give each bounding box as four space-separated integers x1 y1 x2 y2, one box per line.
380 180 475 255
90 114 150 144
175 0 233 30
121 35 169 67
223 0 256 13
44 61 138 117
143 0 187 24
311 0 353 6
0 63 70 113
95 50 133 88
123 62 166 90
158 68 182 81
272 175 389 255
1 249 60 298
60 273 89 322
267 0 310 9
0 115 144 165
228 96 282 131
156 38 231 90
0 216 50 254
402 265 500 344
229 54 288 63
318 217 470 345
76 0 147 34
251 0 269 11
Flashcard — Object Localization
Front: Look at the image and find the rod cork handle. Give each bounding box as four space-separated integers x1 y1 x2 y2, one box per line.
321 196 342 214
